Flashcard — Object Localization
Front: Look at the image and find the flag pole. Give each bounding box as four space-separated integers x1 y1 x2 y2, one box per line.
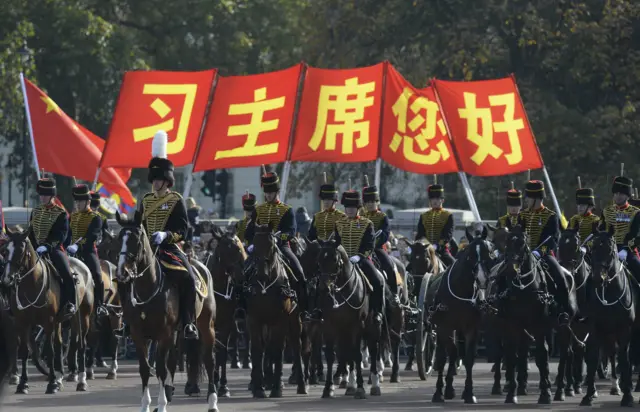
431 80 482 221
19 73 41 181
373 61 389 190
279 63 307 203
183 71 220 198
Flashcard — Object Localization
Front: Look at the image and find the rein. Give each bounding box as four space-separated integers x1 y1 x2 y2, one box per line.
322 258 365 310
12 251 49 310
594 259 631 309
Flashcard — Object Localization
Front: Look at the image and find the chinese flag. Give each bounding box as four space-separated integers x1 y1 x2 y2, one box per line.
380 65 459 175
433 77 543 176
290 63 385 163
193 64 303 171
22 78 135 206
101 70 216 168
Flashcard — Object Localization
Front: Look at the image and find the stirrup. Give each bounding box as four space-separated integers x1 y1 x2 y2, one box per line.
183 323 199 339
96 305 109 317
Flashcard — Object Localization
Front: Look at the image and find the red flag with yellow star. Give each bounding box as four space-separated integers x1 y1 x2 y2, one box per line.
22 78 135 206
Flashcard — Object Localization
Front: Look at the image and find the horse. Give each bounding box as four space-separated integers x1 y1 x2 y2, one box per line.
114 211 218 412
316 238 381 399
0 293 16 399
579 226 640 407
2 228 94 394
499 225 578 405
244 224 307 398
206 226 247 397
426 223 493 404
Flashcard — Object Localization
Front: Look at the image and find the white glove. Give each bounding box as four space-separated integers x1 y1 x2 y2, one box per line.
406 247 412 255
194 216 200 225
193 236 201 243
618 249 628 261
151 231 168 245
36 246 48 255
67 244 79 254
432 244 439 251
492 250 501 259
532 250 541 259
580 247 587 255
247 244 254 253
349 255 361 264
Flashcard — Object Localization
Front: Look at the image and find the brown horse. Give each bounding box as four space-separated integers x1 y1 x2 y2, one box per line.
115 211 218 412
206 226 247 397
2 228 94 394
245 224 307 398
0 293 16 398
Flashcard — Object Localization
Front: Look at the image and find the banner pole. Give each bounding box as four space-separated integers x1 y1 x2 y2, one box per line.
373 61 389 190
19 73 41 180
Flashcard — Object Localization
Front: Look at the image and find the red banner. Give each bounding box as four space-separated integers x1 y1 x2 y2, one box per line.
290 63 385 163
193 64 302 171
380 66 459 174
432 77 543 176
102 70 216 168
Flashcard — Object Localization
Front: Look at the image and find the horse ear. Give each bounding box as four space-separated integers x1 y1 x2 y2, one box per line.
5 225 12 236
608 223 615 237
481 224 488 239
133 210 142 227
115 212 124 226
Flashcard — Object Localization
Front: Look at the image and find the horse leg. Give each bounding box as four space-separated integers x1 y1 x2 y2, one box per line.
268 324 286 398
134 335 152 412
106 330 119 380
431 334 447 403
229 329 240 369
85 325 97 380
492 344 502 395
217 332 230 397
389 325 401 383
321 338 335 398
580 335 600 406
249 321 266 398
15 331 29 394
76 313 90 392
66 324 79 383
461 329 478 404
242 330 252 369
554 330 569 401
443 332 458 400
353 339 366 400
45 329 60 394
361 343 370 369
564 341 575 397
336 356 347 388
289 315 308 395
504 332 518 404
516 335 529 396
153 341 170 412
368 329 382 396
619 335 634 406
573 339 585 394
534 331 551 404
314 331 325 382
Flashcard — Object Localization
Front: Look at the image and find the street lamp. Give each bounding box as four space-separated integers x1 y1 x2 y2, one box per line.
17 42 32 207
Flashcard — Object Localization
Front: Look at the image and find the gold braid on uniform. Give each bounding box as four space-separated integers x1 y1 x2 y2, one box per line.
313 209 345 241
70 210 98 244
420 209 451 246
336 217 372 257
236 217 249 243
364 210 385 230
142 192 182 244
255 202 291 240
569 214 600 245
498 214 518 229
602 204 640 246
522 208 554 251
31 204 65 246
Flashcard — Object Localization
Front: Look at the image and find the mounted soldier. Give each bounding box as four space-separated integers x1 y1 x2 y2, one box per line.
568 180 599 256
414 183 455 266
497 182 521 229
90 192 110 235
139 131 198 340
307 175 345 242
362 180 399 305
598 176 640 283
29 175 76 318
244 168 308 315
185 197 200 244
67 183 108 318
518 180 560 257
335 190 385 324
236 192 256 246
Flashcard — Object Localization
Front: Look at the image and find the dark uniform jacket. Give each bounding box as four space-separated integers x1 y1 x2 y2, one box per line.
363 209 390 249
139 191 189 248
29 203 68 250
497 213 519 229
598 203 640 249
246 200 296 244
517 206 560 254
415 208 454 248
569 212 600 245
236 217 250 245
334 216 375 258
307 208 345 242
67 210 102 253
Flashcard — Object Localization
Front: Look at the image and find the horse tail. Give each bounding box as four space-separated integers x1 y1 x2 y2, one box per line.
184 338 205 385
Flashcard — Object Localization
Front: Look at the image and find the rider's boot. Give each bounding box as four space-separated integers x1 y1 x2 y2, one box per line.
94 273 108 318
182 273 199 340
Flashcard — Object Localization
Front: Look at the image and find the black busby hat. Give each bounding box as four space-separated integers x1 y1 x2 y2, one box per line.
147 131 175 187
525 180 545 199
72 184 91 201
362 186 380 202
319 183 338 201
90 192 101 209
261 172 280 193
242 193 256 211
36 177 56 196
612 176 633 197
341 190 362 208
576 188 595 206
427 184 444 199
506 189 522 207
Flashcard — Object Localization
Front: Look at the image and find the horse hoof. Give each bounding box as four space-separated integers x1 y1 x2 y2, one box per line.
538 392 552 404
621 393 634 406
345 387 356 396
491 384 501 395
338 380 347 389
593 390 599 398
390 374 400 383
185 383 200 396
242 362 252 369
354 387 366 399
230 361 240 369
97 360 108 368
86 369 95 380
432 391 444 403
580 395 593 406
219 386 230 398
384 360 392 368
574 385 583 395
297 385 308 395
378 374 384 383
464 395 477 404
76 382 88 392
288 374 296 385
565 387 575 397
444 387 455 400
370 386 381 396
554 389 565 401
611 387 621 396
45 382 59 394
106 372 117 380
404 362 413 371
322 387 335 398
15 383 29 395
253 389 267 398
517 387 528 396
66 373 78 383
9 375 19 385
367 377 371 385
505 395 518 404
269 388 283 398
165 385 175 402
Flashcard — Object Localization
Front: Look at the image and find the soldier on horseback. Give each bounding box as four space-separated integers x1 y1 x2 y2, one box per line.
415 183 455 266
236 192 256 246
67 183 108 318
497 184 522 229
362 184 399 305
598 176 640 283
307 179 345 242
568 186 599 253
336 190 386 324
244 170 308 315
90 192 110 235
29 176 76 318
140 131 198 340
518 180 560 257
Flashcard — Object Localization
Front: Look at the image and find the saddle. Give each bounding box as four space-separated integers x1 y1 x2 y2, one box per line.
372 254 403 287
156 250 208 298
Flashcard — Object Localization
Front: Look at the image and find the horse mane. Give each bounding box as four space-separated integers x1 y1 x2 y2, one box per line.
231 234 248 260
335 244 350 264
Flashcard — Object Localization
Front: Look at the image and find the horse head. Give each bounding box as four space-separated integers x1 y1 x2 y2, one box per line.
489 225 510 255
2 228 33 287
317 236 347 290
252 224 279 281
299 238 322 281
405 239 437 276
212 228 246 285
558 228 582 267
461 223 493 290
97 230 119 264
504 225 530 267
115 210 152 282
590 225 620 287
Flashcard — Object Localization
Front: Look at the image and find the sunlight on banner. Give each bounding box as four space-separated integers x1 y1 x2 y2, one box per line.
96 183 136 215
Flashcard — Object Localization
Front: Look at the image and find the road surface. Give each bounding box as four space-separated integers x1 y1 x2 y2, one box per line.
0 360 631 411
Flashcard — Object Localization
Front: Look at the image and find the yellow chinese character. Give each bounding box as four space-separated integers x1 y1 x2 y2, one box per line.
458 92 525 165
214 87 285 160
389 88 451 165
132 84 198 155
308 77 375 154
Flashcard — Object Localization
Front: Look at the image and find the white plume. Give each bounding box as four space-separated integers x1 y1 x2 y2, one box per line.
151 130 168 159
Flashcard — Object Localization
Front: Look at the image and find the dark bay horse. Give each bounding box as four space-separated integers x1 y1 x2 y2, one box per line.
2 228 94 394
0 293 16 398
207 227 247 397
316 239 380 399
115 211 218 412
580 227 640 407
245 224 307 398
428 224 493 404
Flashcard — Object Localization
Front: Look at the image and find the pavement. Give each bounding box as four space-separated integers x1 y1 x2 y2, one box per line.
0 359 633 411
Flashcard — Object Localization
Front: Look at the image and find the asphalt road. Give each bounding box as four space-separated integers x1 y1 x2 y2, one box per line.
0 359 633 411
